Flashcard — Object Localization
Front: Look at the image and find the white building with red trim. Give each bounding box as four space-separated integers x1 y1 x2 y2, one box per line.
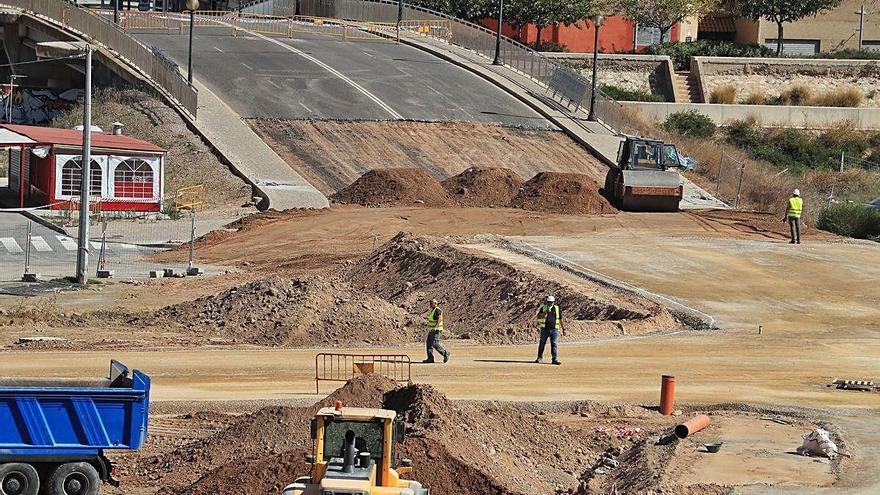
1 124 166 212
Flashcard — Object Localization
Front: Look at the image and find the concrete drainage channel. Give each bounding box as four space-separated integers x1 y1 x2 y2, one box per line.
499 239 717 331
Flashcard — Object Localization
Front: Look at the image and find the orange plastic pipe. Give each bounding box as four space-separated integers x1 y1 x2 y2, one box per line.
660 375 675 415
674 414 710 439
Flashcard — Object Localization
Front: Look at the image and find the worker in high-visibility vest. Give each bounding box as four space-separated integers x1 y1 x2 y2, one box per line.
534 295 562 365
783 189 803 244
423 299 450 364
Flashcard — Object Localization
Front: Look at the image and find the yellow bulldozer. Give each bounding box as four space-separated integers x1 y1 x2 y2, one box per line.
283 402 429 495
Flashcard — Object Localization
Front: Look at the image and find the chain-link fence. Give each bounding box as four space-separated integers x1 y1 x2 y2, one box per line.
0 210 198 283
714 151 749 208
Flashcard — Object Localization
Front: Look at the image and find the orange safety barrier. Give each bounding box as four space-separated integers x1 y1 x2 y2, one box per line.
315 353 412 393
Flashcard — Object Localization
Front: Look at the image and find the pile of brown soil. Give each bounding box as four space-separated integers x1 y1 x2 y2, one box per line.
511 172 617 214
153 276 420 347
331 168 454 207
441 167 524 207
346 233 679 343
146 375 609 495
141 375 399 495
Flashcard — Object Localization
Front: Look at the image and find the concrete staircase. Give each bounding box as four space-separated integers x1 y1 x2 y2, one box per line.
672 71 703 103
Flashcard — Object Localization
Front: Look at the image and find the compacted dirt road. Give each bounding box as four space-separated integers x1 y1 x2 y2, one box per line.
1 206 878 493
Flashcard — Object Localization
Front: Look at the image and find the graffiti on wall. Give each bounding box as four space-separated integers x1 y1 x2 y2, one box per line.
0 87 84 125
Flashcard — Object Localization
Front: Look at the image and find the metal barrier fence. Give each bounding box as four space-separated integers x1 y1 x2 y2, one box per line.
1 0 198 117
715 150 748 208
315 353 412 393
0 210 195 283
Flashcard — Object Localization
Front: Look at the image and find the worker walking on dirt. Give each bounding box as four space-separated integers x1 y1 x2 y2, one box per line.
535 296 562 365
784 189 803 244
424 299 450 364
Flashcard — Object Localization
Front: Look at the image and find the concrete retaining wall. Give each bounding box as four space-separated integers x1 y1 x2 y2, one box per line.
544 53 676 102
622 101 880 130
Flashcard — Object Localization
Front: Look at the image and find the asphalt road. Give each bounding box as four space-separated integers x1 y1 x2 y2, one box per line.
134 27 552 127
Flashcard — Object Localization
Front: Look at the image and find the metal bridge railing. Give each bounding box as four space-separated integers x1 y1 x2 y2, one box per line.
1 0 198 118
315 353 412 393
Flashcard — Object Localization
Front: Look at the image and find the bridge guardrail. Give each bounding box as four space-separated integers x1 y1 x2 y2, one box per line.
3 0 198 117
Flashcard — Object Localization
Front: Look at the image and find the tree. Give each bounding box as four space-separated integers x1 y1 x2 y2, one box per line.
617 0 717 43
507 0 605 50
408 0 496 22
737 0 843 55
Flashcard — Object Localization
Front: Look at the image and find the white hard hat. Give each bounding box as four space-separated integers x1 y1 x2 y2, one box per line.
546 295 555 303
793 189 800 196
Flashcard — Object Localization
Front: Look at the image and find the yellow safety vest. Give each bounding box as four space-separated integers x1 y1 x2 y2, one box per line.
787 197 803 219
538 304 560 330
427 307 444 332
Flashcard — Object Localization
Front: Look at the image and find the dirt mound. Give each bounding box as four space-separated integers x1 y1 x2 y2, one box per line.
511 172 616 214
441 167 524 207
178 450 309 495
154 276 420 346
331 168 454 207
145 375 397 494
346 233 679 343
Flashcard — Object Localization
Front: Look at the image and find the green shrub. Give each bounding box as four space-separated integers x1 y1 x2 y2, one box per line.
817 202 880 239
662 110 716 138
599 84 664 102
645 40 775 70
530 41 568 52
725 118 766 149
814 49 880 60
709 84 737 104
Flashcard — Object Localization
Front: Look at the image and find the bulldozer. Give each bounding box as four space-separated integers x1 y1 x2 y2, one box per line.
282 402 429 495
604 136 685 212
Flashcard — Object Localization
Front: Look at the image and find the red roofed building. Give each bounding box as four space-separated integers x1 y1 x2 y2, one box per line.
1 124 166 212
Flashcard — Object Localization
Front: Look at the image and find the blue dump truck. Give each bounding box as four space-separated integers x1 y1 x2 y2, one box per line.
0 360 150 495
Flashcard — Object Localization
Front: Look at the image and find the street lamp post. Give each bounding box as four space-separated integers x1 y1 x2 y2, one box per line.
492 0 504 65
397 0 403 43
587 14 604 122
186 0 199 85
75 46 93 284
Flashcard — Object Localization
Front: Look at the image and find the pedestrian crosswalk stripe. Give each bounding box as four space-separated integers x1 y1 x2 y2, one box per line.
30 236 52 252
56 236 78 251
0 237 23 253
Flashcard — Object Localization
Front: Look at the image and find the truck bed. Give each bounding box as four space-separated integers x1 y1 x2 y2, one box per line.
0 360 150 458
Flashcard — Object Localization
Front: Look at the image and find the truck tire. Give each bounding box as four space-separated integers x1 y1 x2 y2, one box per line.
45 463 99 495
0 463 39 495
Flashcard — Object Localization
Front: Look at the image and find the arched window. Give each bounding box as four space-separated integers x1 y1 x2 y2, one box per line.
114 159 154 199
60 159 102 196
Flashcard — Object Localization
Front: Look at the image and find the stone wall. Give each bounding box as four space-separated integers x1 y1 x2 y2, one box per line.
695 57 880 107
543 53 674 101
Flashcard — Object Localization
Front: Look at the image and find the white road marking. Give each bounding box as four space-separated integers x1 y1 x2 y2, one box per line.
0 237 23 253
30 236 52 252
214 46 224 52
299 102 313 113
241 62 253 70
267 80 282 89
118 243 137 250
202 16 404 120
362 51 374 57
56 236 78 251
90 241 105 250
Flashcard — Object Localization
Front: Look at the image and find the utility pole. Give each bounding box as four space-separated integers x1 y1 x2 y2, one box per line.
856 4 866 51
397 0 403 43
492 0 504 65
6 75 25 123
186 0 198 85
75 46 93 285
588 15 605 122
